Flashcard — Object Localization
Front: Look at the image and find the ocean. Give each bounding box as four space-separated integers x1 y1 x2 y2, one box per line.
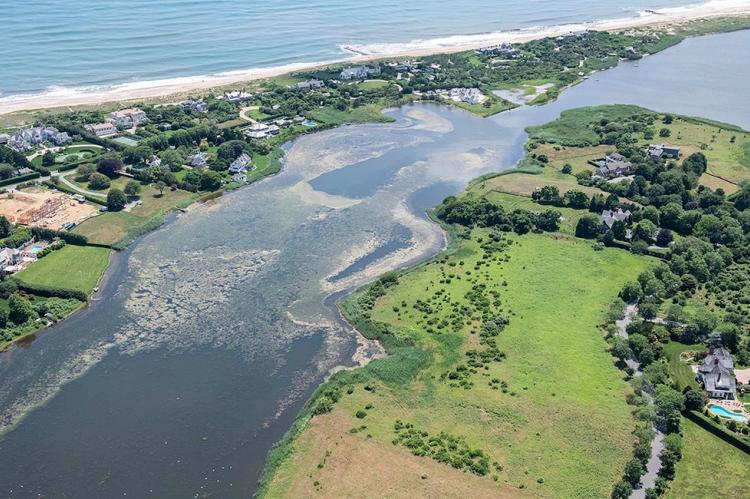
0 0 712 100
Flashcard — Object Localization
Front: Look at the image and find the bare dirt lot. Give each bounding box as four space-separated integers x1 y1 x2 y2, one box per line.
0 188 99 230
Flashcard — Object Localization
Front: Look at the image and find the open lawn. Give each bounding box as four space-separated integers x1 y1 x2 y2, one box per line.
264 230 652 498
357 79 390 91
663 341 703 391
16 245 111 295
72 186 197 245
667 418 750 498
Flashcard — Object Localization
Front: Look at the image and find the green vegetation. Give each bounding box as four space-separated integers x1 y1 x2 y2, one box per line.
263 228 650 497
667 418 750 498
16 245 111 295
261 103 750 496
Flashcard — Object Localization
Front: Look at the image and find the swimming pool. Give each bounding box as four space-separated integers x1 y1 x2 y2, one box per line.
709 404 748 422
29 245 44 253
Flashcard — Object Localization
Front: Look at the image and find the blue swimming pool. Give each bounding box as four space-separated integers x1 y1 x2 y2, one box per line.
29 245 44 253
709 404 748 422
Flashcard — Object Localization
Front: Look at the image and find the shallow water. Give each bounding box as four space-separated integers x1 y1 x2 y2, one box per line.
0 29 749 498
0 0 696 97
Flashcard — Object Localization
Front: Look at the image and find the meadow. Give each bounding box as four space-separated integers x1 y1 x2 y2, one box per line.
264 229 651 497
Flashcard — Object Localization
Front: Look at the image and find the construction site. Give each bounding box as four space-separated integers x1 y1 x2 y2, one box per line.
0 188 99 230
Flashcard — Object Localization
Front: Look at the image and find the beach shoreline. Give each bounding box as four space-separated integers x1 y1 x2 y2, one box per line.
2 1 750 116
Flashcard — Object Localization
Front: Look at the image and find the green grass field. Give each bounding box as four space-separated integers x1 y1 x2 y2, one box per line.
667 418 750 498
265 230 652 497
16 245 111 295
72 186 197 245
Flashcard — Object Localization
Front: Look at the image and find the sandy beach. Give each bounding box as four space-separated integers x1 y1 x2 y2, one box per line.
1 0 749 116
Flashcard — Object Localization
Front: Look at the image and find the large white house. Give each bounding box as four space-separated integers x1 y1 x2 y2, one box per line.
85 122 118 137
7 126 71 151
109 108 148 128
697 346 737 400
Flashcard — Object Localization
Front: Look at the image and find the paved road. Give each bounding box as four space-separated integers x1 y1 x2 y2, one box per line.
57 171 106 198
616 303 665 499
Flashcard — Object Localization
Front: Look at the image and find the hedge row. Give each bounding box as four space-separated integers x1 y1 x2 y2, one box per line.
12 278 88 301
685 409 750 455
0 171 41 187
30 226 88 246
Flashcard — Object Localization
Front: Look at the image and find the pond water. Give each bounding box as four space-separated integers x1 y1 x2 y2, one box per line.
1 30 749 497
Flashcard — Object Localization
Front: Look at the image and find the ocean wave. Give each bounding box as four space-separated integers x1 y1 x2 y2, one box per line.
1 0 748 111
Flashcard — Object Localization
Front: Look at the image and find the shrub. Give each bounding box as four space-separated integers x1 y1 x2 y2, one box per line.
107 188 127 212
88 172 111 190
8 293 36 324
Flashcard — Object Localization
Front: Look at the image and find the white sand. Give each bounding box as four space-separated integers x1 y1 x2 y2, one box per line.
1 2 750 115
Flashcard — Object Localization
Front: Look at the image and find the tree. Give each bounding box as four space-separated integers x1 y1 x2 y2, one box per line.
158 149 186 172
9 293 36 324
532 185 561 205
88 172 111 190
0 163 16 180
623 459 644 487
655 228 673 247
107 188 127 212
155 180 167 197
654 385 684 430
683 387 707 411
659 128 671 138
124 180 141 197
563 189 589 209
575 214 601 239
0 307 8 328
611 480 633 499
634 220 657 242
75 163 96 181
621 281 643 303
561 163 572 174
611 337 631 363
42 151 55 167
0 216 11 238
97 156 123 178
198 171 222 191
537 210 561 232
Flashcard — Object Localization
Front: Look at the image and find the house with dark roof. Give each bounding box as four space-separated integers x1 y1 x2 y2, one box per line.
596 153 632 179
600 209 631 229
697 346 737 400
648 144 681 161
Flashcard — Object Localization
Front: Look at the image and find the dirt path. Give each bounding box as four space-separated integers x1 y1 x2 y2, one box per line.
239 106 259 123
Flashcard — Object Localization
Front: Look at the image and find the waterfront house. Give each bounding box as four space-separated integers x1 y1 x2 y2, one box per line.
648 144 681 160
222 90 253 103
340 65 380 81
85 122 118 137
243 123 279 140
229 152 252 173
186 152 209 168
475 43 519 58
182 99 209 113
109 108 148 128
596 152 633 178
600 209 631 229
7 126 71 151
449 88 486 105
232 172 247 183
697 346 737 400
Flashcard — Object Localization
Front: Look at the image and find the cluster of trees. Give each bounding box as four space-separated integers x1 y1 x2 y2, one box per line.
436 196 560 234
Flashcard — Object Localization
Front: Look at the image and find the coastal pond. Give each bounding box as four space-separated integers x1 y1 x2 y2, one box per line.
1 30 750 497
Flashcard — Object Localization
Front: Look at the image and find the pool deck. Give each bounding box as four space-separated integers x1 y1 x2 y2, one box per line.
710 400 750 421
